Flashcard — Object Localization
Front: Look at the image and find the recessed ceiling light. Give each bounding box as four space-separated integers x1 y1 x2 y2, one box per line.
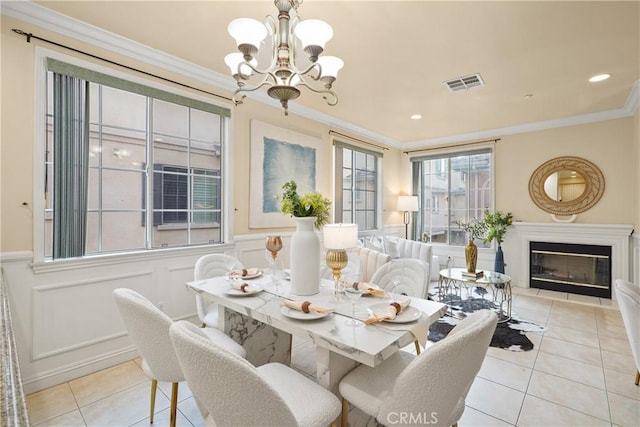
410 114 422 120
589 73 611 83
524 94 534 99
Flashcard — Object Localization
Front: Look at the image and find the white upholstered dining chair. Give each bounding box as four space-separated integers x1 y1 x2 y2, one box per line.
169 320 342 427
369 258 430 354
113 288 245 427
614 279 640 385
370 258 430 299
338 309 497 427
194 253 243 327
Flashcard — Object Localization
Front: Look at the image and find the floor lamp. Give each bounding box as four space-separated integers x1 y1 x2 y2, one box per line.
397 196 419 239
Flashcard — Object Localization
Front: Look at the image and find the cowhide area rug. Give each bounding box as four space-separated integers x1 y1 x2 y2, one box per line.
428 287 545 352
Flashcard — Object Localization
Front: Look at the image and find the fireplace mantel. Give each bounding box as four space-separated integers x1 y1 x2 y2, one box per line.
501 222 634 296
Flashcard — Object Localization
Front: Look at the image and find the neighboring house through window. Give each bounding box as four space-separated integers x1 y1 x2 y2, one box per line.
411 148 493 245
43 57 229 259
333 141 382 232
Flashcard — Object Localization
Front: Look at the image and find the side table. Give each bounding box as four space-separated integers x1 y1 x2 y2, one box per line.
438 268 512 322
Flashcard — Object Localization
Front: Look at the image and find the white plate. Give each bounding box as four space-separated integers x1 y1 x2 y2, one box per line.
228 270 262 280
280 306 331 320
224 285 263 296
367 303 423 323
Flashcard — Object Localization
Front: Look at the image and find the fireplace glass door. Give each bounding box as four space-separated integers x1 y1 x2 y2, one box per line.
530 241 611 298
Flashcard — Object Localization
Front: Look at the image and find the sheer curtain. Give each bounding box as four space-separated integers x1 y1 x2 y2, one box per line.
52 73 89 259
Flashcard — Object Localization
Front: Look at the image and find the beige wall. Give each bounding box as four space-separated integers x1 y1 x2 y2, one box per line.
494 119 635 224
1 15 636 253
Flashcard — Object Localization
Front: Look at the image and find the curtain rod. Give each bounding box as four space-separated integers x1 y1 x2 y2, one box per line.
11 28 232 103
403 138 501 155
329 130 389 151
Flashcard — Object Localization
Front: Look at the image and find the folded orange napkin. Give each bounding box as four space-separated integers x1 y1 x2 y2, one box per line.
229 278 258 293
365 299 411 324
229 267 260 277
340 280 388 298
282 300 333 314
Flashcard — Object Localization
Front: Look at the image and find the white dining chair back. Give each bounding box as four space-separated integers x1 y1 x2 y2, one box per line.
194 253 243 327
378 309 497 425
370 258 429 299
169 320 341 427
113 288 183 426
348 246 391 282
614 279 640 385
339 309 497 427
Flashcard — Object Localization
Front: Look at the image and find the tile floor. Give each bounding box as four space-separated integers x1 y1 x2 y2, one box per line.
26 288 639 426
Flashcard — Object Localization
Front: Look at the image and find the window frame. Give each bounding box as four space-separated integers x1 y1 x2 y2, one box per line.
33 48 233 265
333 141 383 233
411 146 494 246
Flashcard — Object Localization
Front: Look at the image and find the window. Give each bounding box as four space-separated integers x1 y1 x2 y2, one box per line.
411 149 492 245
334 142 382 231
43 58 229 259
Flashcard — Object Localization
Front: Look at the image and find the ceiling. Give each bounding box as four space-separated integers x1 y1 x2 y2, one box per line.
22 1 640 147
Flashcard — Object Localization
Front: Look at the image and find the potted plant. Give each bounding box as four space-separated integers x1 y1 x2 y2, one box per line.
481 209 514 274
278 181 331 295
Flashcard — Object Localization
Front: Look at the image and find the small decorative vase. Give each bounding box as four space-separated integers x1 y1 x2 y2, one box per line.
494 245 505 274
465 239 478 273
290 217 321 295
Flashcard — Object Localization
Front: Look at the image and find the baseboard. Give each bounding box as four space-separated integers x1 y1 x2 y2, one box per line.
21 347 139 395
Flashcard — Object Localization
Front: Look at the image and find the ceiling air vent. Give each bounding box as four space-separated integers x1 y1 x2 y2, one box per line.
444 73 485 92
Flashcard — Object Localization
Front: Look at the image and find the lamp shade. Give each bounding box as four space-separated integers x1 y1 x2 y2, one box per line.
316 56 344 78
323 223 358 249
224 53 257 76
294 19 333 49
397 195 419 212
227 18 268 49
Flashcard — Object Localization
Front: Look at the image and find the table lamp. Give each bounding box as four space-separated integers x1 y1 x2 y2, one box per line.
323 223 359 297
397 195 419 239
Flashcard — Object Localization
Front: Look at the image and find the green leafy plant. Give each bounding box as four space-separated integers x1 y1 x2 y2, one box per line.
454 218 486 242
279 181 331 229
482 209 514 246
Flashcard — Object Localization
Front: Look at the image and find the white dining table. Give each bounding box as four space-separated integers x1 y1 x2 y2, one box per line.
185 274 448 393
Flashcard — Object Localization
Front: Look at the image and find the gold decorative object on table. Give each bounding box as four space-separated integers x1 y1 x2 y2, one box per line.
455 218 485 274
265 235 283 261
323 223 358 300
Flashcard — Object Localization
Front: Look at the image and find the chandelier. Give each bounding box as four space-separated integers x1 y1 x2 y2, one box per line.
224 0 343 115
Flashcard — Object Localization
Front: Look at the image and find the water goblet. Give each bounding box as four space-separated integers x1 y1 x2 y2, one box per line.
344 286 364 327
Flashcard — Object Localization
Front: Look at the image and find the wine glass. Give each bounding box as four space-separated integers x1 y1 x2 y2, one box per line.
265 236 283 263
344 286 364 327
224 249 240 274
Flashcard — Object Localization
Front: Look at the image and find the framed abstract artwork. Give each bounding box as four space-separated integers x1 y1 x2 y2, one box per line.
249 120 324 228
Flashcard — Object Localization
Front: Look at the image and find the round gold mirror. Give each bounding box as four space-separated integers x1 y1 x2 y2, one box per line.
528 156 605 215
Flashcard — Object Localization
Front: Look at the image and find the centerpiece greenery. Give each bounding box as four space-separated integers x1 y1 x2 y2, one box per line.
454 218 486 242
279 180 331 229
481 209 514 246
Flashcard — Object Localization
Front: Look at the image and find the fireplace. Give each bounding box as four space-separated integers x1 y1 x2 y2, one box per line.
502 222 633 300
530 241 611 298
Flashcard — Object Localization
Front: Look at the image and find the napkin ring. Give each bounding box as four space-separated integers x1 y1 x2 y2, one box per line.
390 302 401 313
301 301 311 313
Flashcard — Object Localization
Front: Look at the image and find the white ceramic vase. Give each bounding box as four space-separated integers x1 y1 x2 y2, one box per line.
290 217 321 295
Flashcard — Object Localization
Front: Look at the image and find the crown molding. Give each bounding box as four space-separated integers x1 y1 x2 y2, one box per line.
3 0 637 151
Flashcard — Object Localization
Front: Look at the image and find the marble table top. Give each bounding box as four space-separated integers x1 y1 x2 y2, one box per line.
186 276 448 367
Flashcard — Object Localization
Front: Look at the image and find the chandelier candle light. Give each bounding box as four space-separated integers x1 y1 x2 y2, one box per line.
323 223 359 299
225 0 344 115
